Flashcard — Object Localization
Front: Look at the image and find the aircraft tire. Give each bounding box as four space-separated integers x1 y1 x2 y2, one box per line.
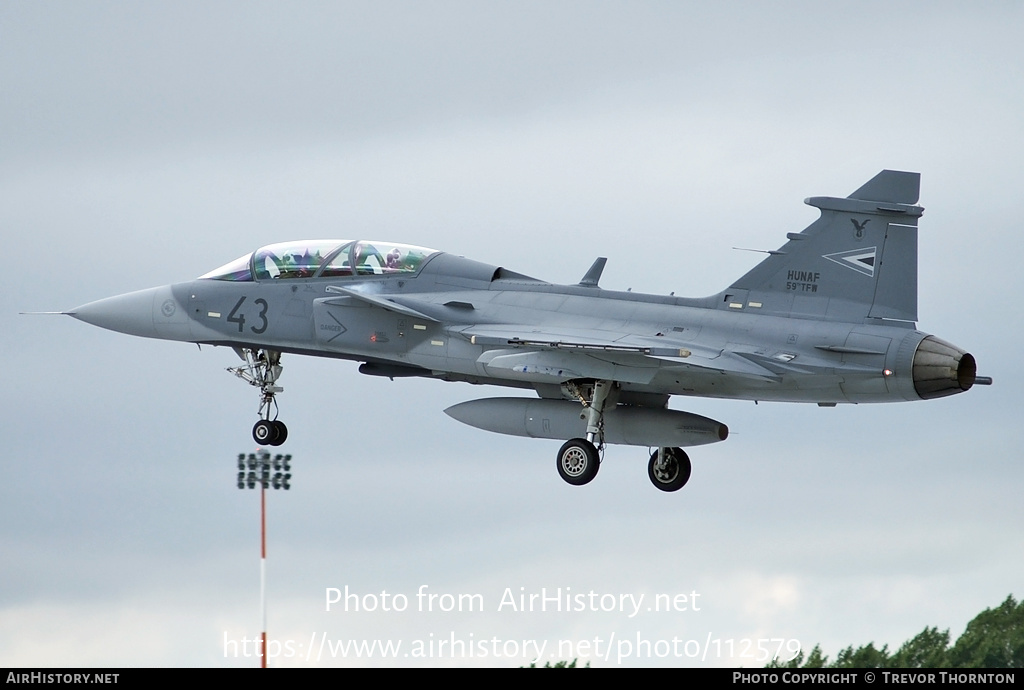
648 447 691 492
270 420 288 446
253 419 278 446
556 438 599 486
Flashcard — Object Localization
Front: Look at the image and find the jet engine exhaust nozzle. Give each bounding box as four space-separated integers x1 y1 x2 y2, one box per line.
912 335 976 400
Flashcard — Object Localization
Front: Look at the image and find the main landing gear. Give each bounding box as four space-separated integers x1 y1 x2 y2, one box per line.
647 447 691 492
557 438 600 485
555 379 694 492
228 348 288 446
556 380 612 488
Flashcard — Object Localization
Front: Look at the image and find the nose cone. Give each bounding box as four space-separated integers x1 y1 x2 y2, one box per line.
69 287 164 338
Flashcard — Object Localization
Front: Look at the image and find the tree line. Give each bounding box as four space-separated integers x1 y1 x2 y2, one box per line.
769 595 1022 668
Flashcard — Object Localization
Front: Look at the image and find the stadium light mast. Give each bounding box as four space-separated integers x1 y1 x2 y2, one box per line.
237 449 292 669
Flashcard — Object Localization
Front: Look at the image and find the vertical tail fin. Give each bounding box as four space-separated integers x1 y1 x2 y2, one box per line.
725 170 922 324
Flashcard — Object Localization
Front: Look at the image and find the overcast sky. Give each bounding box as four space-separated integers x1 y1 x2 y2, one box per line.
2 1 1022 667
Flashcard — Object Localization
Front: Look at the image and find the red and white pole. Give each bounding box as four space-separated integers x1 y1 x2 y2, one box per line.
237 450 290 668
260 483 267 669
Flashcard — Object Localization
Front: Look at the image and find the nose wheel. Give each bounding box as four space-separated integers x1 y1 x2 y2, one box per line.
253 419 288 446
228 348 289 446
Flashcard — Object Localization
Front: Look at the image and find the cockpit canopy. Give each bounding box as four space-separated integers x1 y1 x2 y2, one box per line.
198 240 438 282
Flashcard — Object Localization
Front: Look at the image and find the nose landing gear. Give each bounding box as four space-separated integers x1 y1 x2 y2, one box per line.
228 348 288 446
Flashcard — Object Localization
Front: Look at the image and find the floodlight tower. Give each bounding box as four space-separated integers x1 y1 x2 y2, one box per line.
237 449 292 668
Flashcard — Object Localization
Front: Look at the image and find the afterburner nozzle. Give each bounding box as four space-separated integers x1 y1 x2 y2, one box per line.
912 336 977 399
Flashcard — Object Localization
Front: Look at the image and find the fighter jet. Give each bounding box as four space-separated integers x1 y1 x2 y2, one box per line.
65 170 990 491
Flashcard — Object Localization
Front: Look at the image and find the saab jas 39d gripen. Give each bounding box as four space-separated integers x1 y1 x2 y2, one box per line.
64 170 990 492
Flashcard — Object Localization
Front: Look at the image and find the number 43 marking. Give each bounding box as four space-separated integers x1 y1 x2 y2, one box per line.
227 296 269 334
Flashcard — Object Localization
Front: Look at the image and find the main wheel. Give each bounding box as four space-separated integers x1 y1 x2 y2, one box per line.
648 447 692 492
556 438 600 486
253 419 278 445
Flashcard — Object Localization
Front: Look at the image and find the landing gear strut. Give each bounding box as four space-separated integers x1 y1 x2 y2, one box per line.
228 348 288 446
556 380 614 486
